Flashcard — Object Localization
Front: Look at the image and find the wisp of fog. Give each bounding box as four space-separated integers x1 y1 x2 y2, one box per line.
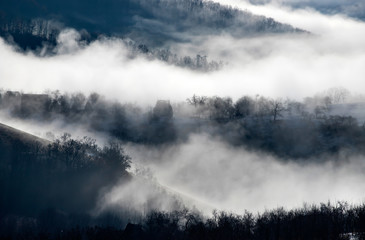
107 134 365 215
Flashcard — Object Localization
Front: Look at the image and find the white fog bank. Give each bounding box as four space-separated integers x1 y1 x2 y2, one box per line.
1 2 365 104
122 134 365 215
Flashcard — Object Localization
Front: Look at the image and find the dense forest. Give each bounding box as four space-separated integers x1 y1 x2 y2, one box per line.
0 88 363 160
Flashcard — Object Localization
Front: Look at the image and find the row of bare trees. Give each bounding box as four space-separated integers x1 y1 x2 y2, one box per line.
187 87 350 122
2 201 365 240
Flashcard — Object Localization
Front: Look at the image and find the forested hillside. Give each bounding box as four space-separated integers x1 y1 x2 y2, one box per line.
0 0 305 71
0 0 302 41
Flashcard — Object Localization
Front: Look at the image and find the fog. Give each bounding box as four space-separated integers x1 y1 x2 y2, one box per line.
92 134 360 215
239 0 365 20
214 0 365 34
0 110 110 145
1 1 365 104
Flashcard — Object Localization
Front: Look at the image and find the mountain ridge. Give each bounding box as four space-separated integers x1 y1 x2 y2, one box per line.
0 0 306 48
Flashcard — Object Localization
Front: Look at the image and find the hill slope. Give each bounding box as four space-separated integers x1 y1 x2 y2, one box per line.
0 122 49 147
0 0 304 48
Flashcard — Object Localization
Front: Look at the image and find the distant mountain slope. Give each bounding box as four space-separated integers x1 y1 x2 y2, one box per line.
0 0 305 47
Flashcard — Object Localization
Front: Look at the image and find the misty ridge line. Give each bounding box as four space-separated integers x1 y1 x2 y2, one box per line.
1 87 365 160
0 27 224 72
4 2 365 105
2 16 363 107
0 0 310 73
0 0 305 41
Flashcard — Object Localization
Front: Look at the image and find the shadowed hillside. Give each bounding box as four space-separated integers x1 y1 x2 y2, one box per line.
0 122 49 146
0 122 131 217
0 0 305 50
0 122 50 167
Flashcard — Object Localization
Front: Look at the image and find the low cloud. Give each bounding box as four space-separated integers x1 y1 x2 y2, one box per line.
123 134 365 215
1 1 365 103
94 170 186 216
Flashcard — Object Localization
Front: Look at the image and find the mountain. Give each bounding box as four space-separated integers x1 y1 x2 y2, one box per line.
0 0 305 48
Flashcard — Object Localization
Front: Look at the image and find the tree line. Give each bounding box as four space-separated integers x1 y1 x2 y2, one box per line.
2 201 365 239
0 89 363 159
0 0 302 45
0 21 223 71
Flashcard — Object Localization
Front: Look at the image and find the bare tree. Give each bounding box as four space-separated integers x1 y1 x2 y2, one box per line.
326 87 350 104
186 94 207 107
270 99 285 121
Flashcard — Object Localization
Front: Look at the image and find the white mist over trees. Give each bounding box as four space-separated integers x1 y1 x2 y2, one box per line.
1 0 365 239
